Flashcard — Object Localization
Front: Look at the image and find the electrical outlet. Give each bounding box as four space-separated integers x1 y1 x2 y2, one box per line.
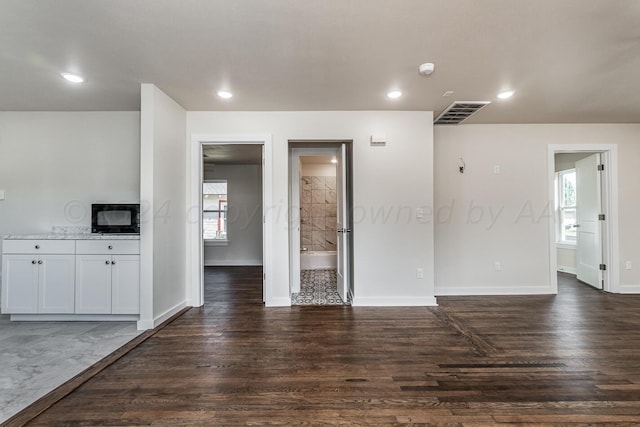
494 262 501 271
416 208 424 219
626 261 633 270
416 268 424 279
493 165 501 174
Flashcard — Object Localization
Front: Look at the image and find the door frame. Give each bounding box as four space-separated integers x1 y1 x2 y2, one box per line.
288 141 353 300
188 134 273 307
547 144 619 293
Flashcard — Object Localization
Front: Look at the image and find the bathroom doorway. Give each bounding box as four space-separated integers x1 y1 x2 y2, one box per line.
289 142 353 305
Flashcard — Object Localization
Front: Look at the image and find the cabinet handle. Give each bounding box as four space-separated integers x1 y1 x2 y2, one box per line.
111 261 116 265
106 260 111 265
37 260 43 264
108 245 113 250
35 244 40 249
32 260 37 264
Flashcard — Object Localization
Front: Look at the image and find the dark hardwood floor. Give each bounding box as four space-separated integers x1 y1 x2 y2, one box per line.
25 269 640 425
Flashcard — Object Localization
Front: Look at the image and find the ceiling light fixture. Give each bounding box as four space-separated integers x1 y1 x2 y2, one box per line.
387 90 402 99
331 157 338 164
497 90 515 99
418 62 435 76
217 90 233 99
61 73 84 83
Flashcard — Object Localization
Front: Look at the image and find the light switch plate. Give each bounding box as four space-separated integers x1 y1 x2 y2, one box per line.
0 190 5 200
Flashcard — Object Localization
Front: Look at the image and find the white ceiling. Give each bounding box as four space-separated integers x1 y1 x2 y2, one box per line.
1 0 639 123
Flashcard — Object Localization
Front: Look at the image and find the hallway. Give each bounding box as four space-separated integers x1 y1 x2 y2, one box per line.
22 267 640 425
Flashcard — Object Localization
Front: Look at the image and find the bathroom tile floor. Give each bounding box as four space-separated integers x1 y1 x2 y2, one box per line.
291 269 349 305
0 315 141 423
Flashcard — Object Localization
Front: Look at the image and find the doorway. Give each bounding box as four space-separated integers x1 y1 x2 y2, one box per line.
289 141 353 305
188 134 273 308
548 145 619 293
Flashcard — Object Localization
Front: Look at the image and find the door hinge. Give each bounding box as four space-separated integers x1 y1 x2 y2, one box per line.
599 264 607 271
598 214 605 221
597 164 605 171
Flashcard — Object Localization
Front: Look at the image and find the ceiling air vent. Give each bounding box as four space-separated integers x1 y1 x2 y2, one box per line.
434 101 491 125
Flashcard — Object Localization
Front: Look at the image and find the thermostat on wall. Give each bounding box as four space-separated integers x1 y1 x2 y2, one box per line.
370 134 386 146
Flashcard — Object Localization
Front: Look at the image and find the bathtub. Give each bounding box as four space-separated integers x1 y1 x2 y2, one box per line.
300 250 337 270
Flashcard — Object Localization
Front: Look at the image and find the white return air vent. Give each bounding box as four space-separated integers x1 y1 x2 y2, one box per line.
434 101 491 125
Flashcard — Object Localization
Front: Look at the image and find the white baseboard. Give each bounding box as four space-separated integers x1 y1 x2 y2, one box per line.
265 296 291 307
435 284 555 296
137 319 154 330
557 265 577 274
617 284 640 294
154 300 188 326
351 296 438 307
204 260 263 267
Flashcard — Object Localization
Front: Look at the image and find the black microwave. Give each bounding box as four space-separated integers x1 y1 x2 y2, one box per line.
91 204 140 234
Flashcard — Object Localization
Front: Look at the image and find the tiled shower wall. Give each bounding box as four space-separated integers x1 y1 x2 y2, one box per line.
301 176 337 251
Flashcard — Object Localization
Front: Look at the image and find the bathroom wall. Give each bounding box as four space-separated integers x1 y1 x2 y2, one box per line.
300 162 337 251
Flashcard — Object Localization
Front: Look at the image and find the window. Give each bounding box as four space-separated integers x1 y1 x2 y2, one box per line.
556 169 576 243
203 181 227 241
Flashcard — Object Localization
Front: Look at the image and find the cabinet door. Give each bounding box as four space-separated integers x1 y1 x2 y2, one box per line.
111 255 140 314
39 255 76 314
1 255 38 313
75 255 112 314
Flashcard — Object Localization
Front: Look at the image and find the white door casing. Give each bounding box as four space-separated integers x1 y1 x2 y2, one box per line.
575 153 602 289
336 143 349 302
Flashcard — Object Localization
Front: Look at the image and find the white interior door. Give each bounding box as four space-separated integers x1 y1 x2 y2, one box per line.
576 153 602 289
335 144 349 302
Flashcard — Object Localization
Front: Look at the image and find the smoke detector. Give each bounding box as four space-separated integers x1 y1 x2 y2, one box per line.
418 62 435 76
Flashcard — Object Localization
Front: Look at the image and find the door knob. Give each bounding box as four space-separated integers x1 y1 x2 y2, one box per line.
35 244 40 249
111 261 116 265
37 260 42 264
32 260 37 264
108 245 113 250
105 260 111 265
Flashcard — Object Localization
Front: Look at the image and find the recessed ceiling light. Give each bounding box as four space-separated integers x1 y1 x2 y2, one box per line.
387 90 402 99
217 90 233 99
497 90 515 99
61 73 84 83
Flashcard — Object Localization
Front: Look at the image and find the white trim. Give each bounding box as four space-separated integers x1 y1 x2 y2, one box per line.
556 242 576 250
617 284 640 294
204 240 229 247
153 300 187 327
188 134 273 307
266 297 293 307
557 266 577 275
12 314 139 322
435 285 555 296
548 144 619 293
351 296 438 306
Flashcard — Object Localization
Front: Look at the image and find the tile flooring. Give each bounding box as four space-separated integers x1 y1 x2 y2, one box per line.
0 315 141 422
291 269 348 305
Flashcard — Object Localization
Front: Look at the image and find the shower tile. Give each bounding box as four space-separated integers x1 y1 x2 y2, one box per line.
326 203 337 218
312 217 326 231
326 176 336 190
325 218 336 231
312 231 326 250
311 176 325 189
327 189 336 203
325 231 336 247
301 176 313 190
301 189 312 204
312 189 325 204
311 203 325 218
300 206 310 219
301 231 312 246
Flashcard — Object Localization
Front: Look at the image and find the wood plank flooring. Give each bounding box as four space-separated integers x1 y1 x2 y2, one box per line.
24 270 640 425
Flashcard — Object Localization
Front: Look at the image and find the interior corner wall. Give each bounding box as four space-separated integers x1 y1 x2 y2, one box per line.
0 111 140 268
139 84 187 329
434 124 640 295
187 111 435 306
203 164 263 266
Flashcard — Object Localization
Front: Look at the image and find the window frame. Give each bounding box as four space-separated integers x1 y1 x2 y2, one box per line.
203 180 229 245
556 168 577 246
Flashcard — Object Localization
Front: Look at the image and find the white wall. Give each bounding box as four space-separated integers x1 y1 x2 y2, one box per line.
434 124 640 295
0 112 140 266
139 84 187 329
301 163 336 177
188 111 436 306
203 164 263 266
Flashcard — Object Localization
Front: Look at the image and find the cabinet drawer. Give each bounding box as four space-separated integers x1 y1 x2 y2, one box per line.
76 240 140 255
3 240 75 254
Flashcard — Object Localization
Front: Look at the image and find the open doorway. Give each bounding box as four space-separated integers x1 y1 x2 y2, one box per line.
188 134 273 308
549 145 619 294
289 142 353 305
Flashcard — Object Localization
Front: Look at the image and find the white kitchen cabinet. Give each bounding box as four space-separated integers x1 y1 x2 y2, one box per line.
75 240 140 315
1 241 75 314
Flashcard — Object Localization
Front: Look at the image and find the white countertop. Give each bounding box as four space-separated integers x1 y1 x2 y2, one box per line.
3 234 140 240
